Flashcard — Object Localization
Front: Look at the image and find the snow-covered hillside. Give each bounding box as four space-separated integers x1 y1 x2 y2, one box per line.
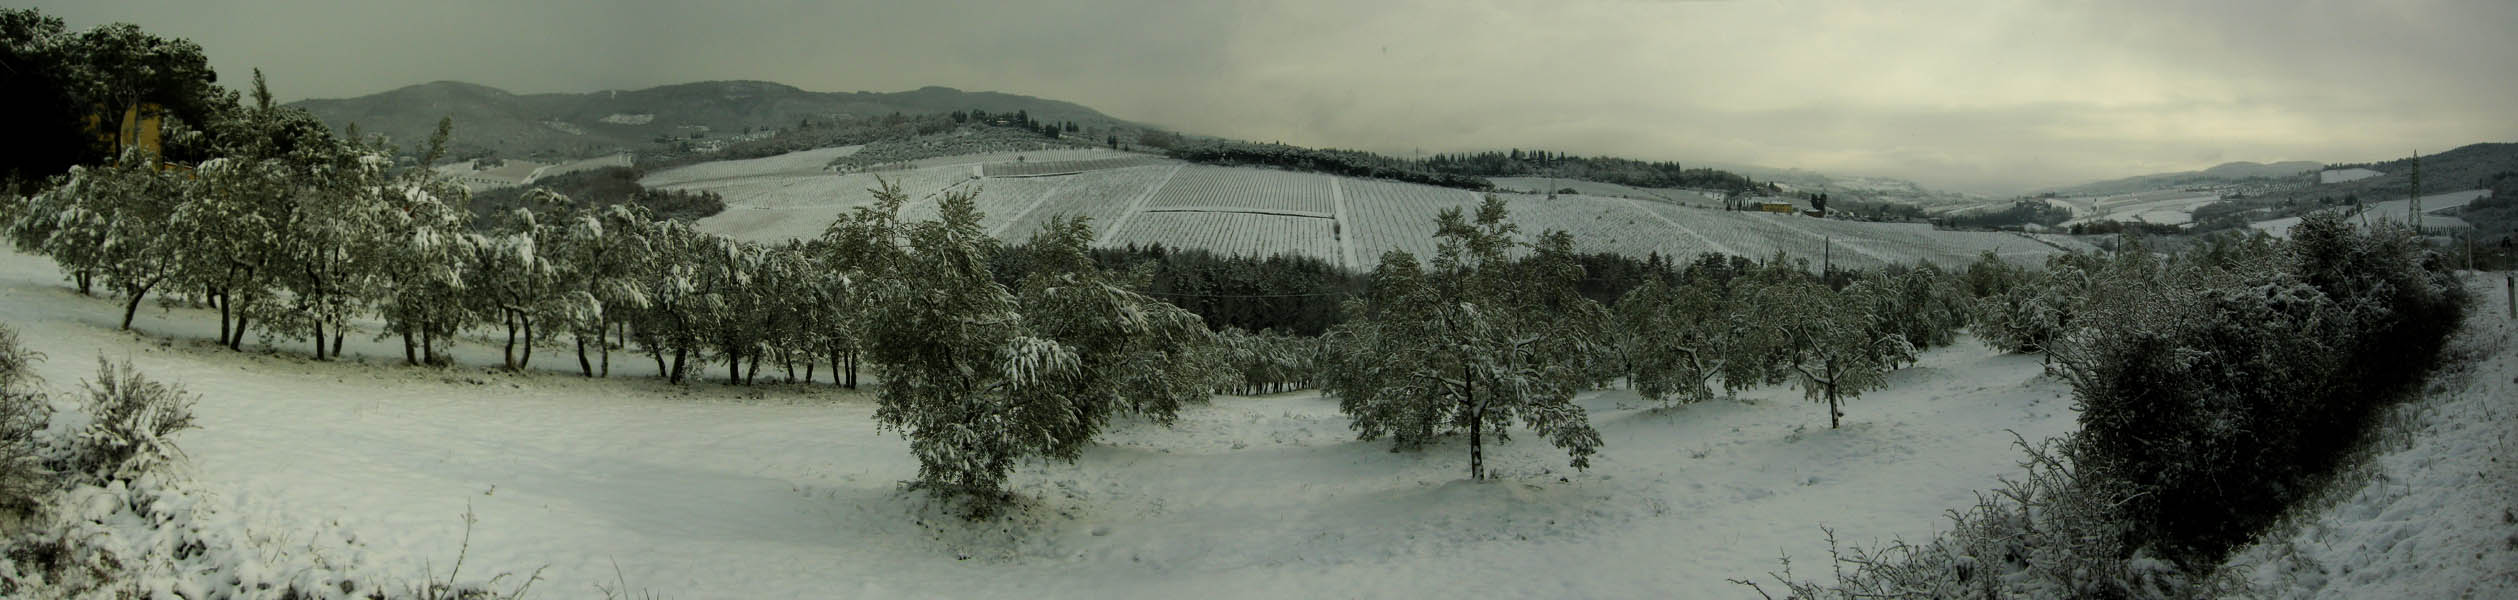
2226 273 2518 597
0 246 2081 598
2250 189 2492 237
2319 168 2382 184
662 148 2093 269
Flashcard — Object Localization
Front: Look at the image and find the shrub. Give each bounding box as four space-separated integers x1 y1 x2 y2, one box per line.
67 359 197 483
1732 435 2237 599
2060 216 2467 565
0 325 51 511
1756 217 2471 594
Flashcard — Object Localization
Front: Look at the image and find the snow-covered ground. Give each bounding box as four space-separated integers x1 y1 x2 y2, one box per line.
2250 189 2492 237
0 246 2083 598
2226 272 2518 597
639 145 864 187
2056 191 2223 226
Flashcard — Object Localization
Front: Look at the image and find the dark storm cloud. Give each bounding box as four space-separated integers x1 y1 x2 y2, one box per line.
28 0 2518 194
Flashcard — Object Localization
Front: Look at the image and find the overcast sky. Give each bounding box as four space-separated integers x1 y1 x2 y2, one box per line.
28 0 2518 194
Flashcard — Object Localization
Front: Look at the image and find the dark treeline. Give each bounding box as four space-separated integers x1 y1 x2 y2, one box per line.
470 166 725 224
986 241 1797 338
1165 140 1496 190
1419 150 1762 191
641 112 961 171
1936 199 2072 230
991 243 1366 336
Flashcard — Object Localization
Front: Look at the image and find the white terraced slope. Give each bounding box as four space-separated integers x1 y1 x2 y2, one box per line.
654 147 2096 270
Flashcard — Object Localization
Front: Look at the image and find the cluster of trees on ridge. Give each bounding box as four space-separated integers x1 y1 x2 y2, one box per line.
470 166 727 223
1164 139 1497 190
1418 149 1763 192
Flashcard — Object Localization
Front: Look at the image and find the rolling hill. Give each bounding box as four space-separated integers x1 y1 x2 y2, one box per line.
289 80 1141 162
2037 160 2324 197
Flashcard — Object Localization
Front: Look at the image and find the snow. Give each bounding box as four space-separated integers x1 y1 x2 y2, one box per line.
638 145 864 188
2058 191 2222 226
0 245 2085 598
2320 168 2382 184
649 151 2085 269
2250 189 2492 237
2225 272 2518 598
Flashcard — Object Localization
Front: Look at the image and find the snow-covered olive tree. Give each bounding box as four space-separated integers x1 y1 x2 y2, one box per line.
1320 195 1604 481
628 219 709 383
366 129 475 366
466 191 587 371
1746 276 1915 429
167 155 290 350
1014 214 1226 426
6 166 113 296
1612 274 1756 407
858 183 1222 517
860 184 1082 516
558 205 654 377
262 139 393 360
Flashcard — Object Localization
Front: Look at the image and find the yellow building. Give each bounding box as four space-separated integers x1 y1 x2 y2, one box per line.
85 102 166 160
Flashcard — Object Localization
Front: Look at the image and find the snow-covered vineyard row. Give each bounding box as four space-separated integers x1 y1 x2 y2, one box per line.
659 148 2093 271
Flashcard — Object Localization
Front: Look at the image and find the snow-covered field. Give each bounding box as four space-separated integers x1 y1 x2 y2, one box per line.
640 145 863 187
0 246 2086 598
662 147 2091 269
2250 189 2492 237
2055 190 2224 226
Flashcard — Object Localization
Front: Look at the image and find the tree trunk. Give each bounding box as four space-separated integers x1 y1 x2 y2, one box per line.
575 332 593 377
216 291 230 345
333 329 345 360
651 345 667 380
231 302 250 351
670 347 687 384
845 349 858 389
502 311 518 370
598 319 612 378
422 331 435 366
313 321 328 361
1827 381 1841 429
746 351 761 385
727 346 743 384
402 331 417 366
804 361 816 383
1466 365 1484 481
520 317 534 369
118 282 153 330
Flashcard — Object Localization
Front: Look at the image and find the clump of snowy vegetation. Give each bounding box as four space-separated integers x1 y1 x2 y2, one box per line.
0 325 47 513
838 182 1227 518
1742 214 2472 597
1319 198 1607 480
0 326 540 598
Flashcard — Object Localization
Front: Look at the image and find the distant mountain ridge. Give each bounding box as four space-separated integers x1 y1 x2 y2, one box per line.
289 80 1139 162
2043 160 2324 196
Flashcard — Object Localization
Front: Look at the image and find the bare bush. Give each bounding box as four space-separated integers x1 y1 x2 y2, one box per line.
68 358 197 483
